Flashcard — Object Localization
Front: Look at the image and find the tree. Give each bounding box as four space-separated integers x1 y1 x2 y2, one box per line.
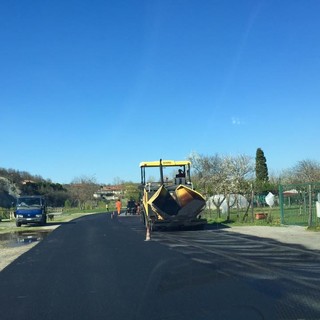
255 148 269 195
46 191 69 207
68 176 99 209
255 148 269 183
188 153 254 220
222 155 254 221
188 153 227 217
124 182 140 201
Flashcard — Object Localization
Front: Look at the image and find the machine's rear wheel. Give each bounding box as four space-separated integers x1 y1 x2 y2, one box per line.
150 222 157 232
140 210 147 226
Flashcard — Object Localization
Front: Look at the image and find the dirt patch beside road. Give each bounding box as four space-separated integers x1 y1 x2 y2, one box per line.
0 243 39 271
0 224 60 272
225 225 320 251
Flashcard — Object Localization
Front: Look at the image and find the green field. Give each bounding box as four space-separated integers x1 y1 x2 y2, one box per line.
203 206 281 226
204 204 320 228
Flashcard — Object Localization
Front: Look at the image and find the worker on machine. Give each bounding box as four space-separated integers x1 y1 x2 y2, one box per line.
176 169 185 177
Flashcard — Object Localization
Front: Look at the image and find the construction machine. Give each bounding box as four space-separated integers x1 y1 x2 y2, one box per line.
139 159 207 230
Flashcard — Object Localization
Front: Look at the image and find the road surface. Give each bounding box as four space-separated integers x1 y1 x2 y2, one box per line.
1 213 320 319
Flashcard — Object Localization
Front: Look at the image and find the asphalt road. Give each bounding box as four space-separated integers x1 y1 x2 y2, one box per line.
1 213 320 320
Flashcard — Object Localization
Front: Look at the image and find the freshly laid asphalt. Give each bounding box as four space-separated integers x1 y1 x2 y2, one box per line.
0 213 319 319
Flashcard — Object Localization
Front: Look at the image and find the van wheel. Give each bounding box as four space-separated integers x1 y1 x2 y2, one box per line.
41 216 47 226
16 221 21 227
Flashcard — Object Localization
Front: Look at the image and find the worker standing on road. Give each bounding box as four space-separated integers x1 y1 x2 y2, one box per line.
116 199 122 215
136 202 140 215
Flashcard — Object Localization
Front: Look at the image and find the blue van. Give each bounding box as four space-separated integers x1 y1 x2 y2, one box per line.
15 195 47 227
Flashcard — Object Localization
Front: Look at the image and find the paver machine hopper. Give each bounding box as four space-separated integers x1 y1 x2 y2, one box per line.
139 159 207 230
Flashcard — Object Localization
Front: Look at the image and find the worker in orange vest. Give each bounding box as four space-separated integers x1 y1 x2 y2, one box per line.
116 199 122 215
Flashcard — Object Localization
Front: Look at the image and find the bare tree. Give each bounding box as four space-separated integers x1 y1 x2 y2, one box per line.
113 177 125 186
189 153 254 220
189 153 228 218
222 155 254 221
68 175 99 209
293 160 320 183
280 159 320 184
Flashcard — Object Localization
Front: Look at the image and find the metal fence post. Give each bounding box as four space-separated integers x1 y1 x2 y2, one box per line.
279 184 284 224
308 184 312 227
251 184 254 222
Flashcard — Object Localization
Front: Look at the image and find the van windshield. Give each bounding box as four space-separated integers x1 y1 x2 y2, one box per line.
17 197 42 207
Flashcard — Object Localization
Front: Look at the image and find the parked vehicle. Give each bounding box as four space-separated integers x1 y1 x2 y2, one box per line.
139 159 207 230
126 200 137 215
15 195 47 227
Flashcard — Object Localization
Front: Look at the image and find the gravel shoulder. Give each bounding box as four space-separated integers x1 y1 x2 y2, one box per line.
225 225 320 251
0 242 39 271
0 224 60 272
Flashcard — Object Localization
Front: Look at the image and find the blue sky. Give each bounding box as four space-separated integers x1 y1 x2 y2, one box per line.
1 0 320 184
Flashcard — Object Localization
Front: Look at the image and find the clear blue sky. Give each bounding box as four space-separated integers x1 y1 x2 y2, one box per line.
1 0 319 184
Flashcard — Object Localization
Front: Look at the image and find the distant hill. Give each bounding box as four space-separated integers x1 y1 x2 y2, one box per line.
0 167 46 208
0 177 19 208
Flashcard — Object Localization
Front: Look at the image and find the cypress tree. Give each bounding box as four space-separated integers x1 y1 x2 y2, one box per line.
255 148 269 183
